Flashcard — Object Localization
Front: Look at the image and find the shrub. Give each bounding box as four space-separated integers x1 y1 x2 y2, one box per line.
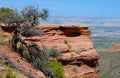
0 38 9 46
22 50 31 61
67 44 71 49
16 42 22 50
49 46 62 58
48 60 66 78
1 33 9 37
79 75 85 78
75 50 81 55
101 75 111 78
0 76 2 78
64 39 71 49
71 65 79 73
70 53 74 60
64 39 68 44
5 68 18 78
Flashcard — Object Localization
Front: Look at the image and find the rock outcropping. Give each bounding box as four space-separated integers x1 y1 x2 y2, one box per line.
23 24 99 78
38 24 99 78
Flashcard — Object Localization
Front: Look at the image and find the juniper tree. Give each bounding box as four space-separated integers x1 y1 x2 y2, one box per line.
0 6 56 78
0 6 48 51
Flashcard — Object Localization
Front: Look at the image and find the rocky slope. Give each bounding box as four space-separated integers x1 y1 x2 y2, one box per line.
0 27 45 78
0 24 99 78
34 24 99 78
0 44 46 78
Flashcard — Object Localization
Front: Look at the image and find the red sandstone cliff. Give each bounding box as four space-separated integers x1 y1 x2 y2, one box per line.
30 24 99 78
1 22 99 78
21 24 99 78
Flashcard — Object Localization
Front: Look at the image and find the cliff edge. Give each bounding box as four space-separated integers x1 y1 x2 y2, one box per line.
36 24 99 78
0 24 99 78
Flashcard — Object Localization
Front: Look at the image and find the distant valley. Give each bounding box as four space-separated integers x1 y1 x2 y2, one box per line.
42 16 120 26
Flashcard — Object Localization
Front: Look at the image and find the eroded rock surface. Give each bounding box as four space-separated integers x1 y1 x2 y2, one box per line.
38 24 99 78
23 24 99 78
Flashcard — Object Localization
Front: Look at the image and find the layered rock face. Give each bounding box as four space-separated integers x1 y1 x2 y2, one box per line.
37 24 99 78
23 24 99 78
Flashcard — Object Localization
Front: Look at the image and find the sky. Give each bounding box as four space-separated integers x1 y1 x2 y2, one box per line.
0 0 120 17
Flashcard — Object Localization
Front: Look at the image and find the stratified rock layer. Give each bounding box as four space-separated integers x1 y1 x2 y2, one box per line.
23 24 99 78
38 24 99 78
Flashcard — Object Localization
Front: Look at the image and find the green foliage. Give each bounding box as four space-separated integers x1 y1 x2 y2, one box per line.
1 33 9 37
75 50 81 55
22 50 31 61
64 39 72 49
64 39 68 44
3 39 9 46
71 65 79 73
0 33 9 46
79 75 85 78
5 68 18 78
70 53 74 60
101 75 111 78
16 42 22 50
48 60 66 78
0 76 2 78
0 5 49 52
67 44 71 49
49 46 62 58
0 38 9 46
22 6 48 26
0 7 14 15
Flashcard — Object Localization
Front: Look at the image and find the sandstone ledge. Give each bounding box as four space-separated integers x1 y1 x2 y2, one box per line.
24 24 99 78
